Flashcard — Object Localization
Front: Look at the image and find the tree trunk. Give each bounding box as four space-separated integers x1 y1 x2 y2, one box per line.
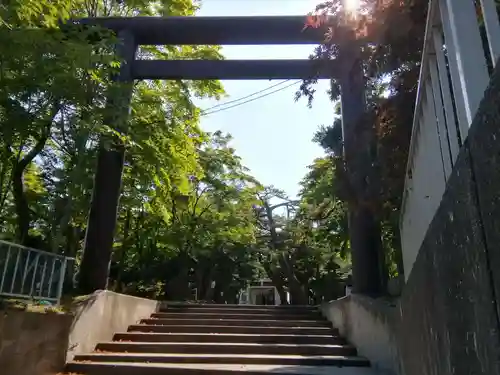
115 208 132 291
11 120 53 245
267 267 288 305
0 146 13 220
12 164 30 244
165 270 191 301
288 282 308 305
280 256 308 305
213 284 225 304
202 269 216 302
51 196 73 253
276 286 288 305
194 265 206 301
262 262 288 305
163 251 192 301
262 201 297 305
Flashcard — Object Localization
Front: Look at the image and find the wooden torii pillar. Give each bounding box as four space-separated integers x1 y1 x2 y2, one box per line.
73 16 383 296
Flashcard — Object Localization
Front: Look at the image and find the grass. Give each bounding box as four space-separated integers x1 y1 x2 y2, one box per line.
0 293 97 314
0 297 67 314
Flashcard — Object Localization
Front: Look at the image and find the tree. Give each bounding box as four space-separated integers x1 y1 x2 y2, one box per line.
0 0 240 297
156 131 261 300
0 0 448 304
252 179 348 305
66 0 225 293
254 187 301 304
296 0 429 290
0 8 115 246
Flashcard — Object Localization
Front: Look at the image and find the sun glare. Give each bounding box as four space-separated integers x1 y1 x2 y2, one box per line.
343 0 360 14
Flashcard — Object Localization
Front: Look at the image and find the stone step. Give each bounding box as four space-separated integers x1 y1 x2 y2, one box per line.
141 318 331 327
64 302 371 375
160 305 319 314
113 332 345 345
161 303 318 310
158 305 321 314
71 353 370 367
150 312 322 320
95 341 357 356
66 362 375 375
128 324 336 335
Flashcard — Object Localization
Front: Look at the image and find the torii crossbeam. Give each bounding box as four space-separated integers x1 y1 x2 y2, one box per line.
74 16 344 80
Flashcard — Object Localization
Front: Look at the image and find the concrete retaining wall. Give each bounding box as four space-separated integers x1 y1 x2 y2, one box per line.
67 290 159 361
0 290 159 374
322 60 500 375
0 309 72 375
321 296 401 375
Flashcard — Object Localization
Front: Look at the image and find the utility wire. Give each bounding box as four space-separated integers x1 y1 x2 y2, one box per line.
201 80 301 116
201 79 292 113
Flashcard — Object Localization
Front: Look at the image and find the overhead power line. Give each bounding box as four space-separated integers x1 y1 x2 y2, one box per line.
202 79 292 112
201 80 301 116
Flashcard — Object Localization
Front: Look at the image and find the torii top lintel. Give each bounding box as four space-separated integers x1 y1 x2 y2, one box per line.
75 16 357 80
77 16 328 45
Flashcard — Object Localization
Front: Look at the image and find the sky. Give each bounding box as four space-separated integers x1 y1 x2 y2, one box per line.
194 0 334 199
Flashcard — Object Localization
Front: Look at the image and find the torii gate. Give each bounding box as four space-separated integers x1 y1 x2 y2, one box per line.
74 16 382 297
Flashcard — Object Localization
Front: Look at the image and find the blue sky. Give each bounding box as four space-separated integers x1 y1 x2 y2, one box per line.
194 0 333 199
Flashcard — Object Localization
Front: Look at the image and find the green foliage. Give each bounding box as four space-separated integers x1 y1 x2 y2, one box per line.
295 0 431 282
252 181 349 304
0 0 427 304
1 0 77 27
0 0 257 302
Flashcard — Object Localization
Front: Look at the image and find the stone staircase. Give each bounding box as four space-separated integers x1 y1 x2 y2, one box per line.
65 303 376 374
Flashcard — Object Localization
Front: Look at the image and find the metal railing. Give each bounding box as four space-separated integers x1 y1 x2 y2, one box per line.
0 240 75 304
400 0 500 280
